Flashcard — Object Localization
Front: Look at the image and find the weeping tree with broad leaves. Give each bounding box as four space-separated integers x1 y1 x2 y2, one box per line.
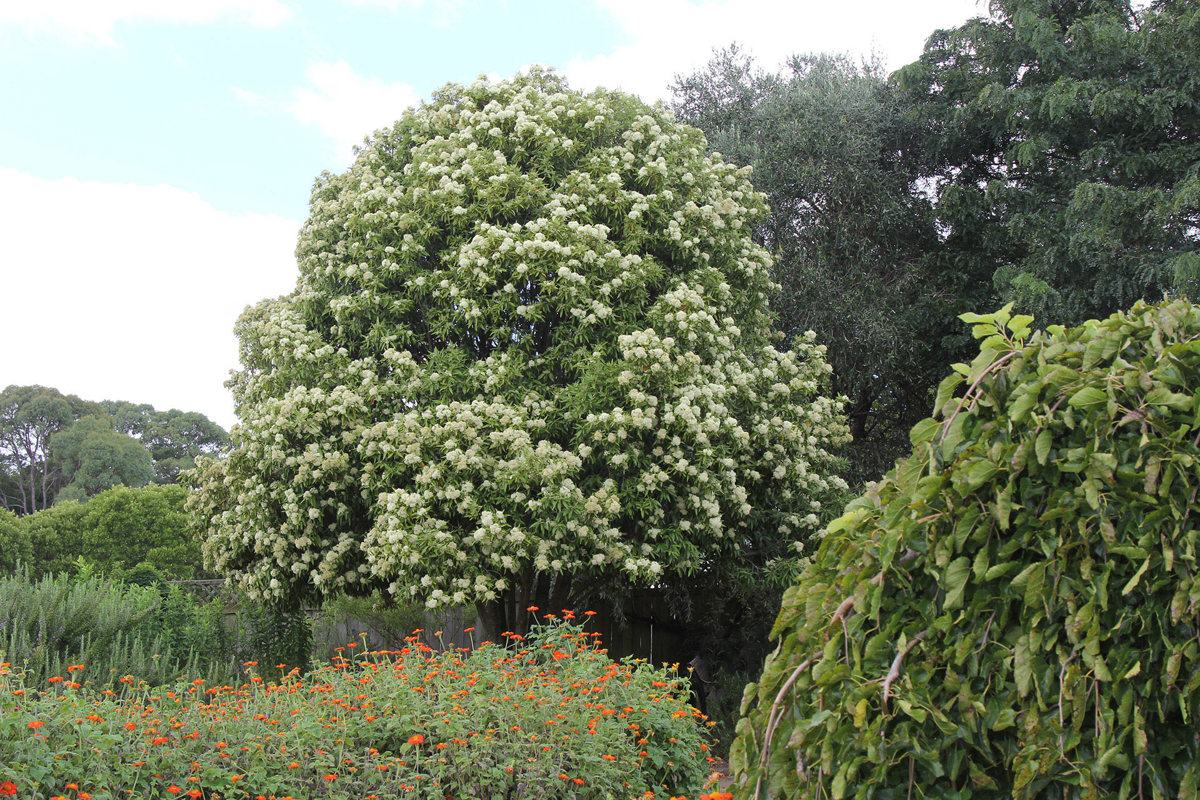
734 299 1200 799
188 70 850 640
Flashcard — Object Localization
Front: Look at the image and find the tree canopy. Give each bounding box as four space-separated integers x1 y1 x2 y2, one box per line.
188 70 850 638
897 0 1200 327
0 385 95 514
52 415 154 502
672 48 943 483
0 386 228 514
99 401 229 483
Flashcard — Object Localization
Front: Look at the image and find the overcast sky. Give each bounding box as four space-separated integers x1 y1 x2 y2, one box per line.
1 0 984 431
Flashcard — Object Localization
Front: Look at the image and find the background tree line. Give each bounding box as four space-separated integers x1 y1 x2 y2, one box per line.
0 386 228 581
672 0 1199 485
0 384 228 514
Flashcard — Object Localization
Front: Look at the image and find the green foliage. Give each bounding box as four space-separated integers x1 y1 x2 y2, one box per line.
98 401 229 483
0 508 31 573
189 69 849 639
673 48 943 484
1 619 713 798
20 500 89 578
733 299 1200 799
0 570 236 688
897 0 1200 328
0 388 229 513
231 601 313 678
52 414 154 499
0 385 97 514
78 484 206 579
9 485 207 580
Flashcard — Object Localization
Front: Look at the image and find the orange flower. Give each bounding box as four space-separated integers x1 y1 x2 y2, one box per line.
67 664 84 672
166 787 182 795
28 720 43 729
323 774 338 781
66 785 79 791
79 794 92 800
407 734 425 745
48 676 64 683
0 783 16 796
187 791 202 799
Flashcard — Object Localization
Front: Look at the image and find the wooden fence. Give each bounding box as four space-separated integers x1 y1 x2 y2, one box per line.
166 580 706 668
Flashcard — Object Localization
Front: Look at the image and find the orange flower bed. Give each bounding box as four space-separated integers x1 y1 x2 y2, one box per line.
1 618 723 798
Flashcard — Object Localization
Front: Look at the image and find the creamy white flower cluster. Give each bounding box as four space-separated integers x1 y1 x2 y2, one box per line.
188 70 849 608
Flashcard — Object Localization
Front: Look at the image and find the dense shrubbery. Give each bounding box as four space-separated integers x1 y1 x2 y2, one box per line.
1 484 209 580
734 299 1200 798
0 571 314 689
0 570 234 687
2 617 719 799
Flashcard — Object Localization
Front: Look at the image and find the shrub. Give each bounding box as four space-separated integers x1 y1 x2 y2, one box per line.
13 485 207 580
20 500 88 578
732 300 1200 798
1 617 716 798
0 570 235 687
0 508 31 574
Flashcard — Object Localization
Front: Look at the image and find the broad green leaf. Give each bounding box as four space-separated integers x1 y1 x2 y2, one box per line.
1068 386 1107 407
942 557 970 610
909 417 941 447
1035 429 1052 465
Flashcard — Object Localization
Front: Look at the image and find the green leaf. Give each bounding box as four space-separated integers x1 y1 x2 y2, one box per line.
1034 430 1052 465
909 417 941 447
1014 636 1033 697
964 460 998 490
984 562 1021 581
942 557 970 610
1068 386 1107 407
1121 557 1151 595
1007 389 1039 423
895 699 927 722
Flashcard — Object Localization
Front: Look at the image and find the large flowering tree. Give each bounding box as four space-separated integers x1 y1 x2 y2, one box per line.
188 70 850 637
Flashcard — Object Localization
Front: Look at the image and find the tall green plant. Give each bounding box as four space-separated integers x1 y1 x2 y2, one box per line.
0 570 235 687
734 299 1200 798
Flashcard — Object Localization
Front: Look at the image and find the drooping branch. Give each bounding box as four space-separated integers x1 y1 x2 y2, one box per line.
882 629 928 708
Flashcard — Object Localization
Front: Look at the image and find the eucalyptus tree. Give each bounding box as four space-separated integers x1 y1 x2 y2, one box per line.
0 385 96 513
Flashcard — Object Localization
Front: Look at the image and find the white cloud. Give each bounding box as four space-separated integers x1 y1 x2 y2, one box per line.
0 168 299 430
0 0 292 45
566 0 984 102
238 60 422 166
